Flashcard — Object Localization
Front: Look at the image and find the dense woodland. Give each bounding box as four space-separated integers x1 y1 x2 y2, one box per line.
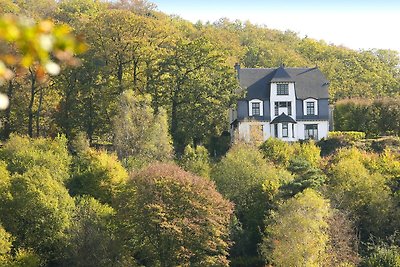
1 0 400 266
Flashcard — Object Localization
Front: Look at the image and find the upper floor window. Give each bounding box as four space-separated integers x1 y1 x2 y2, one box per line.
249 99 263 116
277 83 289 95
252 102 260 116
306 102 315 115
275 101 292 116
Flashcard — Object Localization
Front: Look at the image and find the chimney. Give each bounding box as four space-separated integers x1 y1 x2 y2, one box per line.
234 63 240 79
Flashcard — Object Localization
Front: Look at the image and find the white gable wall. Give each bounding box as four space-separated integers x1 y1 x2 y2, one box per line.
269 82 297 121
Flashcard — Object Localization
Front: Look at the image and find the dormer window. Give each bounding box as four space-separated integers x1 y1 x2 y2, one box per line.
303 98 318 116
277 83 289 95
249 99 263 116
252 102 260 116
306 102 315 115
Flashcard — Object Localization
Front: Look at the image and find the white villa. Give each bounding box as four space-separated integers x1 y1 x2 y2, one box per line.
230 65 330 142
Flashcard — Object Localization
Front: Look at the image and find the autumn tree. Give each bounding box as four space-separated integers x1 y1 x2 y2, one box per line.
0 167 74 264
113 90 173 167
211 143 292 263
65 196 118 267
261 189 331 267
116 163 233 266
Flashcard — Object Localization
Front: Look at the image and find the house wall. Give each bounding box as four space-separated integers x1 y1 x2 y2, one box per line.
237 121 271 142
296 120 329 140
269 82 296 121
237 100 248 119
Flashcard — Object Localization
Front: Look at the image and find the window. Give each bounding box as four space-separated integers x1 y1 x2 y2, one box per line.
282 123 288 137
277 83 289 95
249 99 263 116
306 102 315 115
251 102 260 116
305 124 318 140
274 124 278 138
275 102 292 116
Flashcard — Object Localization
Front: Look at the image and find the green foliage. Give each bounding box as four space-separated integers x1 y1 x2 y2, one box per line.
179 145 211 178
362 245 400 267
113 90 173 165
327 148 394 240
69 148 128 204
212 143 292 261
328 131 366 141
295 141 322 167
3 249 41 267
259 138 295 167
282 158 326 197
261 189 331 267
117 163 233 266
0 225 12 261
0 167 74 263
334 98 400 137
0 134 71 183
66 196 118 267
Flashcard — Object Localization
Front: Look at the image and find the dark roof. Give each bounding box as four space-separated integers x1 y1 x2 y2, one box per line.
270 113 297 124
271 66 295 82
238 67 329 100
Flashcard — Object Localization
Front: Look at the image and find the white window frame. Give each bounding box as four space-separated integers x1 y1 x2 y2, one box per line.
303 98 318 116
249 99 263 116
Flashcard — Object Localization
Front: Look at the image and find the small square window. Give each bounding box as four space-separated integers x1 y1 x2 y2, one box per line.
277 84 289 95
252 102 260 116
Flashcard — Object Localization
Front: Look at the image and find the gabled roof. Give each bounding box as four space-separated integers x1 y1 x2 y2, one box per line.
238 67 329 100
270 113 297 124
271 66 295 82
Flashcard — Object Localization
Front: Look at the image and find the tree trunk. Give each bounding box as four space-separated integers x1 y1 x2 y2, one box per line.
35 86 44 137
28 69 37 138
117 61 123 93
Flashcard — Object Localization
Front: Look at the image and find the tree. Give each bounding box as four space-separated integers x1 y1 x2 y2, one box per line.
113 90 173 166
0 167 75 264
261 189 331 267
68 147 128 204
211 143 292 262
66 196 119 267
0 134 71 183
327 148 394 240
116 163 233 266
259 138 295 167
160 37 238 150
179 144 210 178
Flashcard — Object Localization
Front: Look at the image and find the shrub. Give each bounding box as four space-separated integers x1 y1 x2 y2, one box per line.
259 138 295 167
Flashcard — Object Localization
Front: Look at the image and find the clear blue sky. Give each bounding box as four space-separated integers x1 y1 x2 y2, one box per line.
151 0 400 52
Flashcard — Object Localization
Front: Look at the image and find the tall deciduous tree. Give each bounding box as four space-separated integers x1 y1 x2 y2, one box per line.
160 37 238 150
116 163 233 266
113 90 173 166
262 189 331 267
211 143 292 262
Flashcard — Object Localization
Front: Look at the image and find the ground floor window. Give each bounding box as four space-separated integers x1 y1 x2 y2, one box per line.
305 124 318 140
274 124 278 138
282 123 288 137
